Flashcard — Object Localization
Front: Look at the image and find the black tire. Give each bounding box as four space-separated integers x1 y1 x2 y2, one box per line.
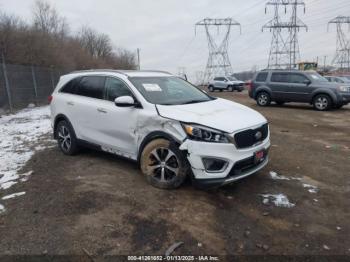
276 101 285 106
219 89 223 92
237 88 243 92
313 94 332 111
227 86 233 92
256 91 271 107
208 85 214 92
140 139 189 189
56 120 79 155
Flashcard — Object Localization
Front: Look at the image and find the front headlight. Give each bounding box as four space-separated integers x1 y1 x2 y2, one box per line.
182 123 230 143
337 86 349 92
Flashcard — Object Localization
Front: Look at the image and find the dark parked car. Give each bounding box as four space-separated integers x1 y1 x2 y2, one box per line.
248 70 350 111
325 76 350 84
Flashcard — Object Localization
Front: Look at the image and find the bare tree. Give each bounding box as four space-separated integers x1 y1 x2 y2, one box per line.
78 26 113 59
33 0 68 37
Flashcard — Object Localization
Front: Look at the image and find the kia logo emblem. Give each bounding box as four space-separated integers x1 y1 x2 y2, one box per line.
255 131 262 140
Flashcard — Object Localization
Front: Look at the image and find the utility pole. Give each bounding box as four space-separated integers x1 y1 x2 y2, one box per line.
328 16 350 72
195 18 241 85
137 48 141 70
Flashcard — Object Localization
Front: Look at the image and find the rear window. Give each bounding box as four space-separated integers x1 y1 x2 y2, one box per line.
271 73 290 83
76 76 105 99
255 72 268 82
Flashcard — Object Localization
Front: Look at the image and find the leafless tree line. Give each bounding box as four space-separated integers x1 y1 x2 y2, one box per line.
0 0 137 70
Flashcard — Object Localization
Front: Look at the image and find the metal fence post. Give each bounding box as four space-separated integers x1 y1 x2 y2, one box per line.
1 53 13 112
31 65 38 104
50 66 55 91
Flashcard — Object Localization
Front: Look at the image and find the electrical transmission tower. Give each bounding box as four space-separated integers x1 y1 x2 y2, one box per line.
328 16 350 72
195 18 241 85
263 0 291 69
263 0 307 69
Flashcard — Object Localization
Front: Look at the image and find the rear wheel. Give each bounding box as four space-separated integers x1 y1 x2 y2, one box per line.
334 104 343 109
208 85 214 92
56 120 79 155
276 101 285 106
140 139 188 189
256 92 271 107
313 94 332 111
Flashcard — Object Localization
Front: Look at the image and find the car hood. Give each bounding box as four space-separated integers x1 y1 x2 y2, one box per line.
156 98 267 133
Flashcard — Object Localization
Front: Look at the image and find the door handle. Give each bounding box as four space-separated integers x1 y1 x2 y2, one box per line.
67 101 74 106
97 108 107 113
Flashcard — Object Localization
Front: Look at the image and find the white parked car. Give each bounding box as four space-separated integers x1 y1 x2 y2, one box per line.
208 76 245 92
50 70 270 189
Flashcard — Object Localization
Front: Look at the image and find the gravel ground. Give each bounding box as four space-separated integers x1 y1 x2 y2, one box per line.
0 91 349 258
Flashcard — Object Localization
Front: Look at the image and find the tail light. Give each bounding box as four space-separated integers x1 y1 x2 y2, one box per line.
246 80 252 91
48 95 53 104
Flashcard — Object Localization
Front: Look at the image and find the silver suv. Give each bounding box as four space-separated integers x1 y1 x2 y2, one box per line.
208 76 245 92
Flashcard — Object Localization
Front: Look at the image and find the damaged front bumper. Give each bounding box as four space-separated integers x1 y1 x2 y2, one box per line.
180 138 270 188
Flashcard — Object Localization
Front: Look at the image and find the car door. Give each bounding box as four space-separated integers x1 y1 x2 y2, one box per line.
288 73 312 102
70 75 107 142
269 72 290 101
93 77 140 158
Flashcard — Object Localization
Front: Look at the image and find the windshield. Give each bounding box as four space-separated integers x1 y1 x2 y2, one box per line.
228 76 238 81
129 77 212 105
306 72 328 82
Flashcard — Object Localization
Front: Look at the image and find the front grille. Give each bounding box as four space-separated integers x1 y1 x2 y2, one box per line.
234 123 268 149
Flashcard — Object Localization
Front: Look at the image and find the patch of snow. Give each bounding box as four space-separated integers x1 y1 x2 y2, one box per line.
0 106 52 194
0 203 5 214
303 184 319 194
2 192 26 200
269 171 301 181
261 194 295 208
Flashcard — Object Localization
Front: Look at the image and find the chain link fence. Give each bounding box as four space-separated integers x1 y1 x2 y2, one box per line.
0 63 69 112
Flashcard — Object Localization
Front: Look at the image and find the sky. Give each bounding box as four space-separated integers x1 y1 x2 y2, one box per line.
1 0 350 82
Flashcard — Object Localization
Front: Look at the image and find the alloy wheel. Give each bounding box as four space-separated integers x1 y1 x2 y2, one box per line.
147 147 179 183
315 97 328 110
58 125 71 152
258 94 268 106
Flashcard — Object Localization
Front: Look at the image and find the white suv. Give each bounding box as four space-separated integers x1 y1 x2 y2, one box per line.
208 76 245 92
50 70 270 189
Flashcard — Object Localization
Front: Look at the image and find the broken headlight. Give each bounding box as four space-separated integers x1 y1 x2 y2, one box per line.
182 123 230 143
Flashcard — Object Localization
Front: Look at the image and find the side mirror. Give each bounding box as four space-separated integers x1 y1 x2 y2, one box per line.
115 96 137 107
303 79 311 85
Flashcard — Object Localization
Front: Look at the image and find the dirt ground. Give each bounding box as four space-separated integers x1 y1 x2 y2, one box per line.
0 91 349 259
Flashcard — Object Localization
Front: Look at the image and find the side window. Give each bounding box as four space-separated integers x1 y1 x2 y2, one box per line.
290 74 308 84
271 73 289 83
105 77 133 102
214 77 219 81
255 72 268 82
60 77 81 94
76 76 105 99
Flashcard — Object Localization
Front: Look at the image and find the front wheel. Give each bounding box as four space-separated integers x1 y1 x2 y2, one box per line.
227 86 233 92
140 139 188 189
208 86 214 92
256 92 271 107
313 94 332 111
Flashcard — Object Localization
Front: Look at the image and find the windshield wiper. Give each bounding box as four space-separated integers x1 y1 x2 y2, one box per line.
181 99 209 105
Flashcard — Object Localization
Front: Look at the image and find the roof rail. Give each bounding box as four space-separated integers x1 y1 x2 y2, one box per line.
68 69 128 75
261 68 300 71
68 69 172 75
